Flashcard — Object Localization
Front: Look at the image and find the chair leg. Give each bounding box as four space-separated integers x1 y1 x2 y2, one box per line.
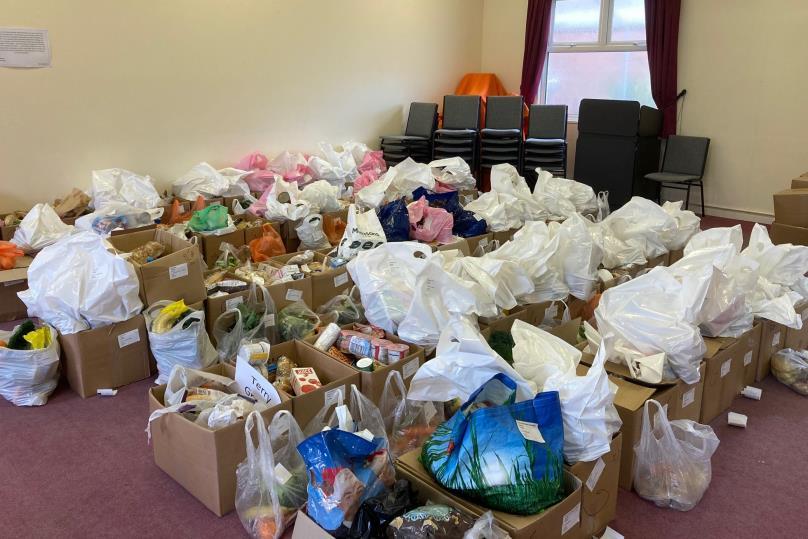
699 180 705 217
684 183 691 210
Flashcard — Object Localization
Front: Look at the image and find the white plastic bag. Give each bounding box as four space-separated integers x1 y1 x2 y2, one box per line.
295 214 332 250
74 202 163 235
463 191 521 231
307 142 358 186
428 157 476 190
212 284 271 362
347 242 431 333
407 316 534 403
489 163 543 221
662 200 700 250
532 169 597 219
445 255 533 311
11 203 75 253
463 512 510 539
173 162 248 199
337 204 386 260
18 231 143 334
299 180 341 214
634 399 719 511
601 197 677 259
145 301 218 384
90 168 162 210
163 364 240 407
356 158 435 210
0 323 60 406
684 225 743 255
742 223 808 288
550 213 603 300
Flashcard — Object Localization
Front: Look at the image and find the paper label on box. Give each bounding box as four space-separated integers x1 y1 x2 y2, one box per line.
235 355 283 406
169 263 188 280
333 273 349 287
720 359 731 378
402 358 419 380
263 313 275 327
285 288 303 302
225 296 243 311
117 329 140 348
744 350 753 366
585 458 606 491
682 388 695 408
324 386 344 407
274 463 292 485
515 420 545 443
561 503 581 535
772 331 781 347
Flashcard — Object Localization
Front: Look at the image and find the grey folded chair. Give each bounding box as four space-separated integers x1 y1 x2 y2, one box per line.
380 102 438 166
645 135 711 216
523 104 568 184
480 96 524 171
433 95 481 175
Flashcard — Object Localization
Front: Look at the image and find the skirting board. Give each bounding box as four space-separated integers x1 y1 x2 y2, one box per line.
660 187 773 224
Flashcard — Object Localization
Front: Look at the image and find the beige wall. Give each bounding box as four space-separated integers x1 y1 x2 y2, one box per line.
481 0 527 93
0 0 482 213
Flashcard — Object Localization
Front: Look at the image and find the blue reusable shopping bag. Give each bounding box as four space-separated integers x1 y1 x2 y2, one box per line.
378 199 410 242
421 373 564 515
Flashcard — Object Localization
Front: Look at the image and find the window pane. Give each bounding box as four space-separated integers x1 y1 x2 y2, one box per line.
551 0 602 44
611 0 646 42
545 51 654 117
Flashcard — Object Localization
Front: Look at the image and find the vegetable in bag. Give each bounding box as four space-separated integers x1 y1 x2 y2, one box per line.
0 323 60 406
379 370 444 459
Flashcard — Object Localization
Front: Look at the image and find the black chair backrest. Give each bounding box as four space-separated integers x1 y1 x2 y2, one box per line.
528 104 568 139
662 135 710 177
577 99 639 136
405 102 438 138
442 95 481 130
485 96 524 130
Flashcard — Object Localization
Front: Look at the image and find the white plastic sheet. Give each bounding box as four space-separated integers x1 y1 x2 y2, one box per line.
0 324 60 406
407 317 534 403
18 231 144 335
145 301 217 384
428 157 476 190
11 203 74 253
90 168 162 210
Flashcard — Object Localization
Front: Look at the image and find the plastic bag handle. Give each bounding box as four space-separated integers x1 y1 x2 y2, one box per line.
382 370 407 403
641 399 676 442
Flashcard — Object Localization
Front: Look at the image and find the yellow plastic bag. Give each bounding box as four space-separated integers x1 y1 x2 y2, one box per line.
23 327 52 350
151 300 189 334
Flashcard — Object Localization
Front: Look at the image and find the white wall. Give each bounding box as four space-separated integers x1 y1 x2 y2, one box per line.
0 0 482 212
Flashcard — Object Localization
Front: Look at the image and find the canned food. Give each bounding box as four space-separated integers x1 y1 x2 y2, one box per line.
386 343 410 364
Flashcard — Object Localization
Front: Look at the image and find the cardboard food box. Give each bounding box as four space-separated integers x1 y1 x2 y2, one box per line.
522 300 569 327
465 232 494 255
147 363 292 517
785 302 808 350
0 255 31 322
645 252 669 268
270 251 352 310
395 449 584 539
478 305 532 337
700 335 746 423
433 237 471 255
667 248 685 265
566 433 622 538
0 210 26 241
59 314 152 398
155 198 191 224
267 341 360 428
773 189 808 228
108 228 206 306
740 323 763 388
195 228 246 267
770 222 808 246
670 362 706 422
757 319 787 381
303 325 426 405
791 177 808 189
492 228 518 245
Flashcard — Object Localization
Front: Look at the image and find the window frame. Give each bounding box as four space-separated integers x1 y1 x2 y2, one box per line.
539 0 649 117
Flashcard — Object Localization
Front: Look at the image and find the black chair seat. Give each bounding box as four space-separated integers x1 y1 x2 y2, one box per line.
481 128 522 138
645 172 701 183
525 138 566 146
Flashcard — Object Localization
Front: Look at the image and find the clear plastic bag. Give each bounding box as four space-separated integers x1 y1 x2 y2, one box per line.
315 291 364 326
771 349 808 395
0 323 60 406
379 371 445 459
277 301 320 342
236 410 308 539
633 399 719 511
464 511 510 539
212 283 270 361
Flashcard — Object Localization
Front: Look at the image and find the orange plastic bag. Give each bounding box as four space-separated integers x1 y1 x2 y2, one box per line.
164 196 206 225
249 223 285 262
0 241 24 270
323 214 346 246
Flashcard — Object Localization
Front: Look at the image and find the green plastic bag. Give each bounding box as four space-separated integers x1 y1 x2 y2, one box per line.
188 204 229 232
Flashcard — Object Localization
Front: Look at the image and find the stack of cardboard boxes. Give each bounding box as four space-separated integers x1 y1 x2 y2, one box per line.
771 173 808 245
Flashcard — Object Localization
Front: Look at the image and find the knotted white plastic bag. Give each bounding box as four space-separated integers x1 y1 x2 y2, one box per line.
0 324 60 406
90 168 162 210
428 157 476 190
11 203 75 253
550 213 603 301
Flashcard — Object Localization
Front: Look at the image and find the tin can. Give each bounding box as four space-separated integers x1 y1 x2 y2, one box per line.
355 357 374 372
371 338 393 364
386 343 409 364
238 341 271 363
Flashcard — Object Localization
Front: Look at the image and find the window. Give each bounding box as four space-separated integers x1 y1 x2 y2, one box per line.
540 0 654 119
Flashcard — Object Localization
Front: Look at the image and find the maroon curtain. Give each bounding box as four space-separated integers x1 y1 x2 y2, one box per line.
645 0 681 136
520 0 554 102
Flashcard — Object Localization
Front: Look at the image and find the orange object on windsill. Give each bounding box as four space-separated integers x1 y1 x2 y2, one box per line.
0 241 24 270
249 223 285 262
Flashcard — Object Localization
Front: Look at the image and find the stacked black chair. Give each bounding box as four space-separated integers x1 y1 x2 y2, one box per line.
522 104 568 185
479 96 524 172
380 102 438 166
432 95 481 171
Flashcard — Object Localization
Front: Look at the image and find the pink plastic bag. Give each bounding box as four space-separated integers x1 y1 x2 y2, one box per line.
237 152 277 192
433 181 458 193
408 196 454 244
357 151 387 176
236 152 269 172
268 151 312 184
353 170 381 193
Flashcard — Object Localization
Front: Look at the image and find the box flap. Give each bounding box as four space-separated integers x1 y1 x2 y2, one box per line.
0 255 32 283
609 376 657 411
546 317 581 346
703 336 736 358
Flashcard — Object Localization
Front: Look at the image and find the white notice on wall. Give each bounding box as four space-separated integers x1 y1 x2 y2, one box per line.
0 28 51 68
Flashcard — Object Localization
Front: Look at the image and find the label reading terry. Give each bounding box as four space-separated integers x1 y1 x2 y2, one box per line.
169 263 188 280
402 358 419 380
225 296 243 311
720 359 731 378
682 388 695 408
585 458 606 491
324 386 344 407
285 288 303 302
117 329 140 348
772 331 781 347
515 420 545 443
561 503 581 535
333 273 349 287
744 351 753 366
274 463 292 485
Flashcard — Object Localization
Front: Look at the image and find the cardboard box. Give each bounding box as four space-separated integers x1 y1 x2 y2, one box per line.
566 433 622 538
773 189 808 227
791 177 808 189
108 228 206 306
785 302 808 350
0 255 31 321
155 198 190 224
770 222 808 246
667 248 684 265
267 341 361 428
740 323 763 388
396 449 584 539
433 237 471 256
700 335 745 423
757 319 787 381
303 325 426 405
195 228 245 267
0 210 26 241
646 253 668 268
59 315 153 398
670 362 706 422
478 305 532 337
465 232 494 255
270 251 352 310
148 363 292 516
492 228 518 245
